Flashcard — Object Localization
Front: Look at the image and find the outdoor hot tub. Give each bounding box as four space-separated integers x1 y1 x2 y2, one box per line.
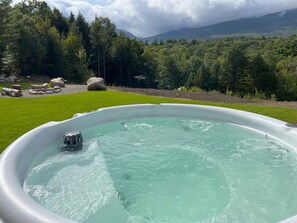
1 104 297 223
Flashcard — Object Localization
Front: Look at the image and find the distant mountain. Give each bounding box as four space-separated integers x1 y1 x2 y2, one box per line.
116 29 138 39
145 8 297 41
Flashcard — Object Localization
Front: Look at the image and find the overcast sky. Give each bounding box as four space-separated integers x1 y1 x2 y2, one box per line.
13 0 297 37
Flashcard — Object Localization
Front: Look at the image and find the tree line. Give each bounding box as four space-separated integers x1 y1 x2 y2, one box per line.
0 0 144 85
1 0 297 101
147 36 297 101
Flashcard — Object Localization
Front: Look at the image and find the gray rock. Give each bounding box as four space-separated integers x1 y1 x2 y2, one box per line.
2 87 22 97
50 77 65 87
31 83 48 90
29 90 37 95
53 86 62 93
5 75 18 82
45 90 54 94
0 74 6 78
87 77 107 91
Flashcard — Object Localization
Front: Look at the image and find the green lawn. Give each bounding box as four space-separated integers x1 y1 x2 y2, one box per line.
0 82 43 90
1 90 297 154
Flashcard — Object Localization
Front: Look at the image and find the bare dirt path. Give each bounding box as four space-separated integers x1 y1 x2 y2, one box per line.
0 85 87 98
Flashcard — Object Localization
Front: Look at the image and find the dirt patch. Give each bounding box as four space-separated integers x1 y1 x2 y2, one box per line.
110 87 297 109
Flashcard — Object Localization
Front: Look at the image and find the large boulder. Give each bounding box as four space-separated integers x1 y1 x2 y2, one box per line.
50 77 65 87
87 77 107 91
8 75 18 82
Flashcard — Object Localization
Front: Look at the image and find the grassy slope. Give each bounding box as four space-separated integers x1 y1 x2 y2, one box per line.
1 90 297 153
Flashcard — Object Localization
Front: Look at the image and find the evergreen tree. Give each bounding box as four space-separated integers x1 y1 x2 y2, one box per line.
222 45 249 93
110 33 130 86
90 16 116 80
249 54 276 96
44 27 66 77
0 0 12 73
68 12 75 25
51 8 69 34
8 8 46 75
142 47 158 88
64 31 91 83
76 13 91 57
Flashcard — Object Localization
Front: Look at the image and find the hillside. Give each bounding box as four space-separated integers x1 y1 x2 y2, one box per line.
116 29 138 39
145 8 297 41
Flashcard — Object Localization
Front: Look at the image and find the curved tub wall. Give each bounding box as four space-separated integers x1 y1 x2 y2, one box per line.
1 104 297 223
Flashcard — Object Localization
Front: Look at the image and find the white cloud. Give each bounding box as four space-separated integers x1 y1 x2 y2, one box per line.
12 0 297 37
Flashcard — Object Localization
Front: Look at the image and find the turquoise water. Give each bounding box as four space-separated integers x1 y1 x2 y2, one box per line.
24 118 297 223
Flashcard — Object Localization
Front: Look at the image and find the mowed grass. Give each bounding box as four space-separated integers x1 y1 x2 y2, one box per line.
0 82 43 90
1 90 297 153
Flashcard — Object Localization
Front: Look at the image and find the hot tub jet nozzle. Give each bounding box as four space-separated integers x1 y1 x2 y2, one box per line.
61 131 83 152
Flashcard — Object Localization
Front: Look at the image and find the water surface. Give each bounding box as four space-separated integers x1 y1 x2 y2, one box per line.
24 118 297 223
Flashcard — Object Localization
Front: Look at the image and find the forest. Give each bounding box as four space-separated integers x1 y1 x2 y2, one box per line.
1 0 297 101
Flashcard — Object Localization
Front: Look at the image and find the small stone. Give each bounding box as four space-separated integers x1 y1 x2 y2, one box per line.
29 90 37 94
53 86 61 90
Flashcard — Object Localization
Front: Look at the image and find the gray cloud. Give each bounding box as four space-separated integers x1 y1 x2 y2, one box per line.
13 0 297 37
